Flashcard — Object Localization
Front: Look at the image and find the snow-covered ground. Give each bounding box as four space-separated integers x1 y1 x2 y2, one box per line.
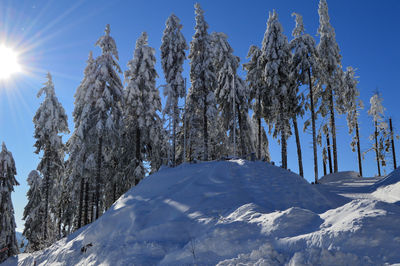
4 160 400 265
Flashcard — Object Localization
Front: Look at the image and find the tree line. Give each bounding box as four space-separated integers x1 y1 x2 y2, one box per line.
0 0 398 260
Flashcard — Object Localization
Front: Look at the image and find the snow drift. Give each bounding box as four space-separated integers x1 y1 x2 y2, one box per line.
5 160 400 265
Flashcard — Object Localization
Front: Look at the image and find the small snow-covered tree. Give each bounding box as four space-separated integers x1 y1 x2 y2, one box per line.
0 142 19 262
367 92 390 176
316 0 343 173
22 170 45 252
33 73 69 243
212 32 251 156
124 32 162 184
161 14 188 166
261 10 292 169
244 45 270 160
187 3 217 161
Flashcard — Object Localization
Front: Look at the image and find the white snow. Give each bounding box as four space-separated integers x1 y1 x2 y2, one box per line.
4 160 400 265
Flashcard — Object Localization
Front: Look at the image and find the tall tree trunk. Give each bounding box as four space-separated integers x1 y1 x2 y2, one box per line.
375 121 381 176
135 127 141 185
172 106 177 167
356 121 363 176
203 96 208 161
44 156 50 240
328 87 338 172
323 151 327 176
308 69 318 183
293 117 303 177
95 136 103 220
84 180 89 225
90 192 95 223
326 133 333 174
390 118 397 169
237 106 246 157
257 94 261 160
281 131 287 169
78 176 84 228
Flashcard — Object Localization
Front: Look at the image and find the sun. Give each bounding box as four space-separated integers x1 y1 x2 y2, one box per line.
0 45 21 80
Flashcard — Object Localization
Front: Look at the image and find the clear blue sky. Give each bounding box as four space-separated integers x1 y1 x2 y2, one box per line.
0 0 399 231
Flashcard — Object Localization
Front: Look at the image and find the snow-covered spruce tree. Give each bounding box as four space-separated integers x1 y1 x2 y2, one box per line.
367 92 390 176
124 32 162 184
91 24 123 218
243 45 270 160
161 14 188 167
261 10 292 169
187 3 218 161
316 0 343 173
65 51 96 230
33 73 69 243
290 12 319 180
0 142 19 262
22 170 45 252
338 67 364 176
212 32 251 157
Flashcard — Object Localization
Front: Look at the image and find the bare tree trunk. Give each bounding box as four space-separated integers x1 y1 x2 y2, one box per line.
281 131 287 169
326 133 333 174
257 94 262 160
328 87 338 172
44 156 50 240
95 136 103 220
135 127 141 185
390 118 397 169
308 69 318 183
375 121 381 176
78 176 84 228
323 151 327 176
293 117 303 177
83 180 89 225
203 96 208 161
356 121 363 176
172 107 177 167
237 106 246 157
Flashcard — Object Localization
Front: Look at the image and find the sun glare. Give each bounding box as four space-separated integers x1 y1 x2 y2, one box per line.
0 45 21 80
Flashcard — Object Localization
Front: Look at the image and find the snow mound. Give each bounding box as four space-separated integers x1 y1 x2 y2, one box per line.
7 160 400 265
370 167 400 190
318 171 361 184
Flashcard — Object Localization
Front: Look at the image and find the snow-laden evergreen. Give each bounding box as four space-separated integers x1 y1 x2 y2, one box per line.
33 73 69 244
261 10 292 169
187 3 217 161
124 32 162 184
340 67 364 175
161 14 188 166
368 92 390 176
212 32 252 156
316 0 343 173
65 51 96 231
244 45 270 160
290 12 319 180
0 142 19 263
22 170 45 252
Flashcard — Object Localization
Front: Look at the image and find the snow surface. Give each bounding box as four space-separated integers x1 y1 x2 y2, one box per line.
4 160 400 265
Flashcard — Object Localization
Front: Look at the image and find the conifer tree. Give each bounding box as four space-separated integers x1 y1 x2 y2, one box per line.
124 32 162 184
244 45 270 160
261 10 292 169
0 142 19 262
161 14 188 166
367 92 390 176
187 3 217 161
91 24 123 219
212 32 251 156
22 170 45 252
33 73 69 243
316 0 343 173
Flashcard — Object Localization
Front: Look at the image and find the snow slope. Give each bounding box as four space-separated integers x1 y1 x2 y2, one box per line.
4 160 400 265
